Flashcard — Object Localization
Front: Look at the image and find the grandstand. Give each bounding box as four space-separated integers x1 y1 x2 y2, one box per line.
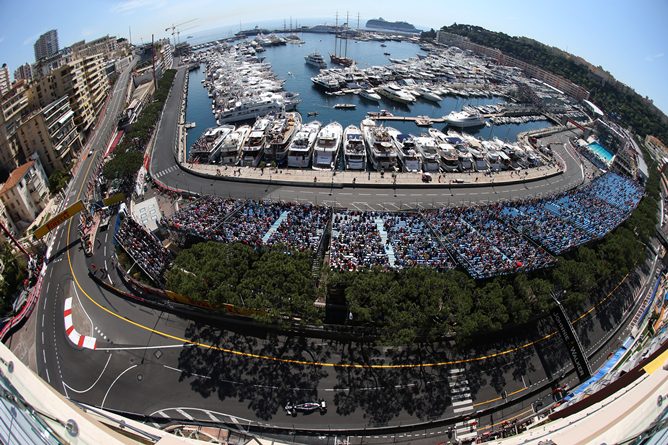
161 172 644 279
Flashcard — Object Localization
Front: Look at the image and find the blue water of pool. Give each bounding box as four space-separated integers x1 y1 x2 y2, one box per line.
588 142 614 163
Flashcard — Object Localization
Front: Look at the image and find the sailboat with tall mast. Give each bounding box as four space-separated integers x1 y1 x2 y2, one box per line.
330 12 354 67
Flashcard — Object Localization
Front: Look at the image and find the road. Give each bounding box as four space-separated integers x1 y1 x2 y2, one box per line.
29 58 650 442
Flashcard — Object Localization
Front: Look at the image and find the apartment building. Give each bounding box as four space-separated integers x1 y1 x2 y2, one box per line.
34 29 59 61
0 156 49 233
70 35 132 62
32 54 109 136
13 63 32 82
16 95 82 175
0 81 33 173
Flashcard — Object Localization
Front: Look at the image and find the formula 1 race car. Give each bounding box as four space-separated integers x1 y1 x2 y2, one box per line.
284 400 327 416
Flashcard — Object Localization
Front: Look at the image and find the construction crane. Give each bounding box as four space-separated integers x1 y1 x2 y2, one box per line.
165 19 197 45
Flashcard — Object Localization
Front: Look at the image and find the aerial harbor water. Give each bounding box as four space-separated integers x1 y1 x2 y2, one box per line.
185 32 553 161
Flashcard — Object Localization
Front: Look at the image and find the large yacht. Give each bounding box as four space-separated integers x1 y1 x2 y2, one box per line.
216 94 285 124
343 125 366 171
415 86 443 102
376 84 416 104
387 129 421 173
429 128 459 172
444 110 486 128
304 52 327 68
458 150 474 171
216 125 251 165
189 125 235 163
287 121 321 168
311 75 341 91
413 135 441 172
263 112 302 164
359 88 381 102
312 122 343 170
239 116 273 167
361 118 399 171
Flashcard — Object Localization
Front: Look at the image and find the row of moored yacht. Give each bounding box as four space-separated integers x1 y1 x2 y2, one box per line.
189 113 546 173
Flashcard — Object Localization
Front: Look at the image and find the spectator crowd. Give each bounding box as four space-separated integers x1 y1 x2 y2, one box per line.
155 172 643 279
115 217 172 285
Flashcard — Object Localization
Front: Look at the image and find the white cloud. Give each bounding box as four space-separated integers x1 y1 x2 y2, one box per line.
111 0 166 14
81 28 93 37
645 52 664 62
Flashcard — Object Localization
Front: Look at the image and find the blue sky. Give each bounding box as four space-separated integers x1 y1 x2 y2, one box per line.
1 0 667 116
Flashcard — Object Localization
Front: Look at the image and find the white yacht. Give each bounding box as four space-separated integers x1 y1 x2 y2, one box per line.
312 122 343 170
239 116 273 167
304 52 327 68
413 136 441 172
444 111 486 128
263 112 302 164
377 84 416 104
429 128 466 172
216 125 251 164
189 125 235 163
343 125 366 171
458 150 474 171
216 94 285 124
387 129 421 173
361 118 399 171
471 149 490 172
311 75 340 91
415 86 443 102
487 150 504 172
359 88 381 102
287 121 321 168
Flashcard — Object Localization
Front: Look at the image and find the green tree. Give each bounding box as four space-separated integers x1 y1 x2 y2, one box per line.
47 170 71 194
102 151 143 181
238 245 318 323
0 242 27 316
165 242 258 306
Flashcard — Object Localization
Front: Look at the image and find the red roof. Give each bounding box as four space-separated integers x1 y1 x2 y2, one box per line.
0 160 35 196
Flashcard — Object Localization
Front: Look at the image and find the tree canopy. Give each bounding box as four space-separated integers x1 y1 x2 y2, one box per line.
165 242 319 324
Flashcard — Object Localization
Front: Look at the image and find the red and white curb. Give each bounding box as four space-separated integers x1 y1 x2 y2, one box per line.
64 297 97 350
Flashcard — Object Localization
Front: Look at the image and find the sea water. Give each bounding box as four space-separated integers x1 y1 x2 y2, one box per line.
185 32 553 158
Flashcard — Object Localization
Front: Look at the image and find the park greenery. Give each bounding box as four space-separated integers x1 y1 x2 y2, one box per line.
103 69 176 181
440 24 668 144
163 163 658 345
165 242 319 323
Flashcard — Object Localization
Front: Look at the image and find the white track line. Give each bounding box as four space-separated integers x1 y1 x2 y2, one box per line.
101 364 137 408
64 353 112 394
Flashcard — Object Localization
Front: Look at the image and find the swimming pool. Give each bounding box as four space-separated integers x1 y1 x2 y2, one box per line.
587 142 615 164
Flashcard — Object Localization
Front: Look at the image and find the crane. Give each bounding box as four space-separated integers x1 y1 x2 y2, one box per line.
165 19 197 45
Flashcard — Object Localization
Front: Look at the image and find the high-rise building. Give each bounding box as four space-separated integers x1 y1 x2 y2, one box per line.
16 95 82 175
13 63 32 82
0 63 10 95
32 54 109 136
0 80 33 174
34 29 59 61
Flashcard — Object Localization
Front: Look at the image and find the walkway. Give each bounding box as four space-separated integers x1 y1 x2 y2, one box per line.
262 210 290 243
375 217 396 267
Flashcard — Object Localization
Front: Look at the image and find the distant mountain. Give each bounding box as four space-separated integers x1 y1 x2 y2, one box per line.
366 17 421 34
